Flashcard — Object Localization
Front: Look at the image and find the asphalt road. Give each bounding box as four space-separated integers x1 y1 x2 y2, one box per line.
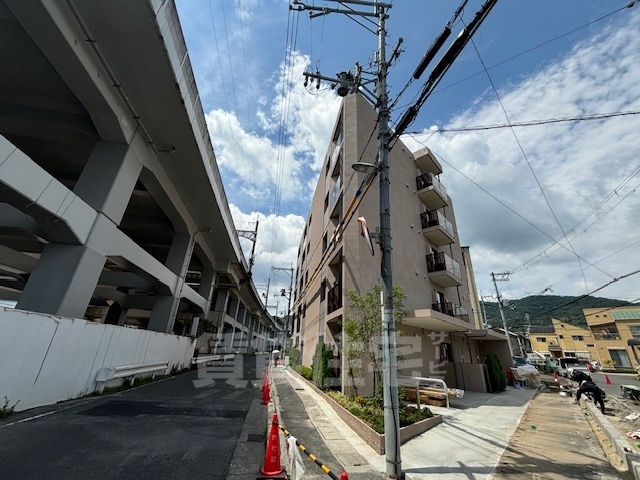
0 355 269 480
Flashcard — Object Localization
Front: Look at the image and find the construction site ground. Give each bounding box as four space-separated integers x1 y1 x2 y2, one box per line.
493 376 640 479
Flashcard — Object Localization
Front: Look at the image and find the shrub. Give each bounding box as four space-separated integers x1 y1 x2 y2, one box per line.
485 351 506 393
299 365 313 380
289 347 302 367
312 342 333 389
324 389 433 434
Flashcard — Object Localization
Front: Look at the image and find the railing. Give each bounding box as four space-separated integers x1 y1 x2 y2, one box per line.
432 302 469 321
416 172 448 200
420 210 454 237
95 361 169 392
426 252 461 278
398 376 465 409
191 354 235 366
595 333 621 340
327 283 342 314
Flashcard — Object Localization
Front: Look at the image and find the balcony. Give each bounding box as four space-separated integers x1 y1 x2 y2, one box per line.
420 210 455 246
327 283 342 314
414 146 443 175
426 252 462 287
416 172 450 209
432 302 469 322
329 176 342 213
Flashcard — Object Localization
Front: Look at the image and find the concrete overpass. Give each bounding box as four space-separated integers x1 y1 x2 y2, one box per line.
0 0 275 352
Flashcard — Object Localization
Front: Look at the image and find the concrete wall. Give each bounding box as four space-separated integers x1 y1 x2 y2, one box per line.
0 307 195 412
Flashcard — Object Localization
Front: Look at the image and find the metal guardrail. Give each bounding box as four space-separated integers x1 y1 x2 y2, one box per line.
95 361 170 392
191 354 235 365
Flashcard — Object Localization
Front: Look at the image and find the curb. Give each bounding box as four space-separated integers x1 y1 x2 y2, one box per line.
583 398 640 478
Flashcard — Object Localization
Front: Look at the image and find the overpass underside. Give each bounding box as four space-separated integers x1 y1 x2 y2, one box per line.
0 0 273 351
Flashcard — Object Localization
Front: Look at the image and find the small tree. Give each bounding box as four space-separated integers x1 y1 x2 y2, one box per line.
343 285 408 393
485 351 506 393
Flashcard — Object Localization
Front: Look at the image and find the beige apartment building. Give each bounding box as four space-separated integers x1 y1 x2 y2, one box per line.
292 93 510 394
529 319 598 361
584 306 640 368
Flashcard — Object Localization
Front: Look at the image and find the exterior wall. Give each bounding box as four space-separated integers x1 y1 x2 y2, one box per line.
584 307 640 368
295 93 490 394
0 307 195 412
550 318 598 360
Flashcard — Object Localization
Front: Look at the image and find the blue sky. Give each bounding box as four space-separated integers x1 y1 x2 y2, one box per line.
175 0 640 314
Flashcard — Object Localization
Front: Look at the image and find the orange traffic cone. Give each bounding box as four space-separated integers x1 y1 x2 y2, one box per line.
258 413 286 479
261 372 271 405
605 374 612 385
554 372 559 383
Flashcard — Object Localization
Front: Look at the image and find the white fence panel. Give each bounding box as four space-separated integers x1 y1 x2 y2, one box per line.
0 308 195 412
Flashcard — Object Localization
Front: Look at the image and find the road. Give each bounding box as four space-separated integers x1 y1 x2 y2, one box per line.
0 356 269 480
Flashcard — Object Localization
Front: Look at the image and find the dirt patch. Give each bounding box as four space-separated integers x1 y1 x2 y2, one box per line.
492 390 631 479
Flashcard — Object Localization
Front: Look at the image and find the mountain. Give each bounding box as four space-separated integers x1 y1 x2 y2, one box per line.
481 295 636 333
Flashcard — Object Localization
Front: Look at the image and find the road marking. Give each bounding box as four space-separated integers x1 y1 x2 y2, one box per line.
1 410 56 428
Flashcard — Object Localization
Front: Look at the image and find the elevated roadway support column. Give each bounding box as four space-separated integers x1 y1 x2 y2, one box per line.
16 142 142 319
148 232 194 333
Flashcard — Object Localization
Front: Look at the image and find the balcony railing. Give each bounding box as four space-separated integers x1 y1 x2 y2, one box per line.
432 302 469 322
426 252 462 287
595 333 621 340
416 172 450 208
420 210 455 246
327 283 342 314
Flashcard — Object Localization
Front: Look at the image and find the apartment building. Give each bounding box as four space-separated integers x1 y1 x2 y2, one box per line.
584 306 640 368
529 319 598 361
292 93 510 394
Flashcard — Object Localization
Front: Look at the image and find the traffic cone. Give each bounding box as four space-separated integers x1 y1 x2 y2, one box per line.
261 372 271 405
258 413 286 479
340 472 349 480
605 374 612 385
554 372 559 383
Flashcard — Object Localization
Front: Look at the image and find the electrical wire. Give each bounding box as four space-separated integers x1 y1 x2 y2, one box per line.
407 133 614 279
411 110 640 133
398 3 633 112
468 33 591 293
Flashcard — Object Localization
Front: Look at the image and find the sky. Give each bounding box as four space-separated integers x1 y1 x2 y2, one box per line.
175 0 640 316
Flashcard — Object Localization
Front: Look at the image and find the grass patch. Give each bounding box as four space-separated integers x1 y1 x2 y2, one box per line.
0 396 18 419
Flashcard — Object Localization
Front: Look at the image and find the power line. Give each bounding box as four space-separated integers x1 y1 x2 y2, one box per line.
407 133 614 279
411 110 640 133
468 31 591 293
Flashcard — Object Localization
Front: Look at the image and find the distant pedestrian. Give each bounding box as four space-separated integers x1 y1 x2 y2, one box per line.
576 380 605 414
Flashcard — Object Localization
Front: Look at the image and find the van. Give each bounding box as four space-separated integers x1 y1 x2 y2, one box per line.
557 357 591 377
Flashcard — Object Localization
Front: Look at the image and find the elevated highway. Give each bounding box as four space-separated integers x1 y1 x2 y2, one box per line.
0 0 274 349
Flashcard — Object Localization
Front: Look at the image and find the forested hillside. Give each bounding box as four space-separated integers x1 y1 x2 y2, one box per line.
482 295 636 333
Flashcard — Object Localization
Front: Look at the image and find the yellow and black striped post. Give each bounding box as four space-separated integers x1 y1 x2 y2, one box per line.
277 423 346 480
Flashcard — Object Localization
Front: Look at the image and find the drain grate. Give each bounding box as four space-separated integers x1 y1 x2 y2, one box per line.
247 433 264 442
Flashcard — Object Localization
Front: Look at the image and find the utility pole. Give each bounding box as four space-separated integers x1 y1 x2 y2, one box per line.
491 272 515 361
272 266 294 364
291 1 401 477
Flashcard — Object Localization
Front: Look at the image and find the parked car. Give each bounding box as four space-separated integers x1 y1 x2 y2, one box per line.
557 357 591 378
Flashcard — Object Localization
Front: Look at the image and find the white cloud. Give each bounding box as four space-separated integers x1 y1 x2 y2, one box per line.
230 204 305 311
403 7 640 302
206 50 341 213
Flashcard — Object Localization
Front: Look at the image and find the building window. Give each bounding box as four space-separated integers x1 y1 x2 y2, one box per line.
535 337 546 342
630 325 640 337
609 349 632 368
571 335 584 342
